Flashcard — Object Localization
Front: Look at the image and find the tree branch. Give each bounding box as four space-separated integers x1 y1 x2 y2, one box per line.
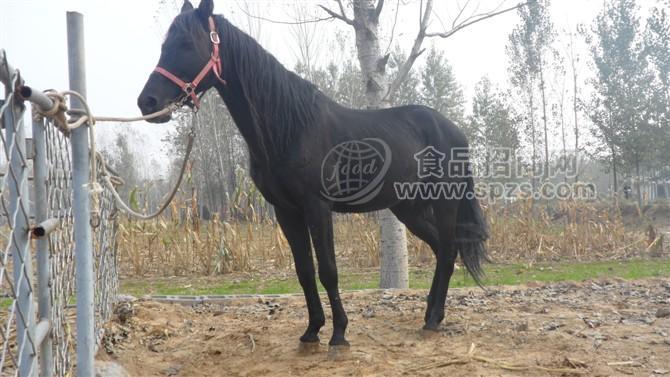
425 1 530 39
384 0 532 101
237 4 336 25
384 0 433 101
384 0 401 55
451 0 474 29
374 0 385 22
337 0 349 19
319 1 354 25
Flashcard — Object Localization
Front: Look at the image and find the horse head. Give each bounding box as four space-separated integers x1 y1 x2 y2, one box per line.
137 0 225 122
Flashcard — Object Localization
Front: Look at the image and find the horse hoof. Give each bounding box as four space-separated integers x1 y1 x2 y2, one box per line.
420 328 440 339
327 344 351 361
297 341 321 355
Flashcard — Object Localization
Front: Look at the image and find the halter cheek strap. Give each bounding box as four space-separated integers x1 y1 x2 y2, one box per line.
154 16 227 110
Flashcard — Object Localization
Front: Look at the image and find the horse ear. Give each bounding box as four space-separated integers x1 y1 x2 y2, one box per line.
181 0 194 13
196 0 214 18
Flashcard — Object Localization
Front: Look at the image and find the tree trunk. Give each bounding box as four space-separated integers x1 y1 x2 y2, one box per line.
352 0 408 289
611 144 618 196
560 97 567 182
528 82 537 190
635 158 642 206
572 65 579 183
539 64 550 181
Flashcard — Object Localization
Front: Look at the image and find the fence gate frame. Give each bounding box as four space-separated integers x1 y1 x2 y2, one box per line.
0 11 119 377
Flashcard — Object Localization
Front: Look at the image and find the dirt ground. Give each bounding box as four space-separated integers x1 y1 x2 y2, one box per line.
100 278 670 377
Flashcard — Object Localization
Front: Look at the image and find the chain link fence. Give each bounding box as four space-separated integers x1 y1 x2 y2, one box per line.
0 65 38 377
40 111 76 376
92 157 120 344
0 49 121 376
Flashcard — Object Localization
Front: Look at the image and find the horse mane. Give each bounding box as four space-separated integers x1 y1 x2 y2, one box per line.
174 12 328 157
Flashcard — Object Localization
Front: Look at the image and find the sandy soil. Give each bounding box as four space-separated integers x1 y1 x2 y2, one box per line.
101 278 670 376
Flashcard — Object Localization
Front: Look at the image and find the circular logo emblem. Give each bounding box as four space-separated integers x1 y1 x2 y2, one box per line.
320 138 391 205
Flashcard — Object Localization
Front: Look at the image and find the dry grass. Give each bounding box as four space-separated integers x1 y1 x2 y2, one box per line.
117 199 665 278
485 200 649 262
118 208 289 277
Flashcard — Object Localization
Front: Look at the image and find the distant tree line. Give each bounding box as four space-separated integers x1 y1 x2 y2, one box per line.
106 0 670 217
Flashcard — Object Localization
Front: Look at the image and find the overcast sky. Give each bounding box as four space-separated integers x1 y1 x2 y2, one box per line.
0 0 661 176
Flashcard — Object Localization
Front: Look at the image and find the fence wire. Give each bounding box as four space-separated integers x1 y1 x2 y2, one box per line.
92 156 120 343
43 118 76 376
0 72 37 377
1 55 121 376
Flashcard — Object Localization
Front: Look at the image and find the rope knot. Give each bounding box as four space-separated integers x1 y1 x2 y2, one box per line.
87 181 104 228
38 91 70 134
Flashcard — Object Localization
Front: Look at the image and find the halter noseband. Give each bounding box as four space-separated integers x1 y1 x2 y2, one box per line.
154 16 227 110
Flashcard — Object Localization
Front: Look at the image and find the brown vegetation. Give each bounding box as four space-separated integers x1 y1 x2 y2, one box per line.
117 199 668 278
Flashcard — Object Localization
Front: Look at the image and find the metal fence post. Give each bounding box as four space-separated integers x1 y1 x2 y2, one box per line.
3 75 37 376
32 112 54 377
66 11 95 377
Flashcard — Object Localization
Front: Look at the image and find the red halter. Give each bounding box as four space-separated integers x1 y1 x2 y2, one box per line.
154 16 227 110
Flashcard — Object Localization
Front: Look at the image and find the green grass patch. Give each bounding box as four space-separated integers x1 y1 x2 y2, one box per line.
121 258 670 297
0 296 76 310
0 298 13 310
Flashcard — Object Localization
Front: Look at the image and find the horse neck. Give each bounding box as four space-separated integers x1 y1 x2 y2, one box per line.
213 82 272 163
212 17 327 162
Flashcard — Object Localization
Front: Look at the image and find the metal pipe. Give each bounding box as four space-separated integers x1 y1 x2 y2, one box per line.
31 218 60 239
3 68 38 377
0 49 15 88
33 320 51 350
31 114 54 376
18 86 54 113
67 11 95 377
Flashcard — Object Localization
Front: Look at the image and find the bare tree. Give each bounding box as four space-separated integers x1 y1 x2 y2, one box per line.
565 26 581 182
319 0 529 288
239 0 263 40
325 0 410 289
507 0 553 187
288 4 327 81
551 73 568 181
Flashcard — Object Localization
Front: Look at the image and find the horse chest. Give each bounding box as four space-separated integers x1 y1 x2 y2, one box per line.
249 165 291 207
250 158 314 209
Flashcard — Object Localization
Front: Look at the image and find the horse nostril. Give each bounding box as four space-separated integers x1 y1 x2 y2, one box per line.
138 95 158 111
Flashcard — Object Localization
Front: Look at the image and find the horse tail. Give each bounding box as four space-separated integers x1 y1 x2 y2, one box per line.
455 176 489 286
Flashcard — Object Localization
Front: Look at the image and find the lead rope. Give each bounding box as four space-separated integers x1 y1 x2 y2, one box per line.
34 89 194 222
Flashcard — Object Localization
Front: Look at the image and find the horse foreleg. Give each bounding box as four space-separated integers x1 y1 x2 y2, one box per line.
305 201 349 347
275 206 325 345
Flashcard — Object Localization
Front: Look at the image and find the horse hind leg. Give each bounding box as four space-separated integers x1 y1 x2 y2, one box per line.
423 199 459 331
390 202 442 326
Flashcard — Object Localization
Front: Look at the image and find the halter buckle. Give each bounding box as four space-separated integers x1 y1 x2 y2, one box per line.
210 31 220 44
184 83 195 94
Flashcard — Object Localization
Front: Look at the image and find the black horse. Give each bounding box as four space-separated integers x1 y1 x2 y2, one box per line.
138 0 488 349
